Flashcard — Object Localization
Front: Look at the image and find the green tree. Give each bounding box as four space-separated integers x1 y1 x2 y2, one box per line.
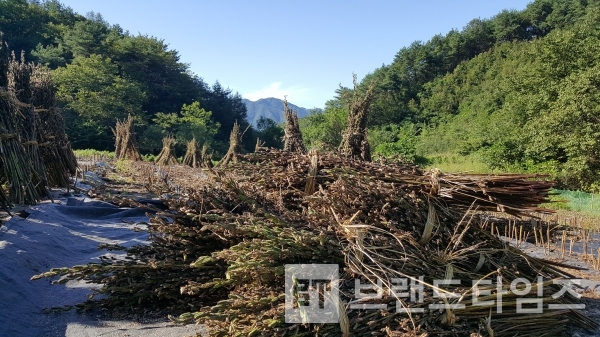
299 101 347 150
110 34 204 121
254 116 283 149
151 101 220 152
61 12 109 58
0 0 51 57
493 9 529 42
370 123 418 162
32 43 67 67
202 81 252 152
53 54 145 149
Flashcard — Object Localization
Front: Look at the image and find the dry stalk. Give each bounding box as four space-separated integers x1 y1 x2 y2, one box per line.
304 149 318 195
182 138 202 168
338 73 376 161
113 115 141 161
155 136 178 166
216 121 248 167
282 96 305 153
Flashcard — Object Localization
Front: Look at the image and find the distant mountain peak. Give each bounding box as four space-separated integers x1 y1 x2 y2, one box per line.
242 98 311 126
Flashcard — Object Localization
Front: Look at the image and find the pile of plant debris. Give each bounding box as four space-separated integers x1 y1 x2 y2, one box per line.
0 35 76 209
34 149 597 337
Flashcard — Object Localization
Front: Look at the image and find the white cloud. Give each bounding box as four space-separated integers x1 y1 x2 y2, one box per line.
243 82 311 104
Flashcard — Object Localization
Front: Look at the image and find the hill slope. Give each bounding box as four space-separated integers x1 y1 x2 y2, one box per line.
300 0 600 192
0 1 251 152
243 98 311 125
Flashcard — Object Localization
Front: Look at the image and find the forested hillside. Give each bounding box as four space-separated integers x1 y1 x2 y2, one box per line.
302 0 600 192
3 0 599 191
0 0 260 155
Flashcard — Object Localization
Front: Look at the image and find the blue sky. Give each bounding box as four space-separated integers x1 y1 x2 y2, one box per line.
58 0 532 109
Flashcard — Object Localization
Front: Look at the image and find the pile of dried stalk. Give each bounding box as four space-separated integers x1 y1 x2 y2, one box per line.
33 149 597 336
30 64 77 187
113 114 142 161
282 97 305 154
155 136 178 166
0 35 75 208
0 48 42 205
182 137 204 168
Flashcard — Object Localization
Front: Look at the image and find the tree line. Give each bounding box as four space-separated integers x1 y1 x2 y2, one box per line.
0 0 282 156
301 0 600 192
4 0 599 191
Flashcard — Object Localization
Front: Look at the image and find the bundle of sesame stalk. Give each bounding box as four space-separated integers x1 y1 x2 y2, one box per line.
155 136 178 166
0 37 41 205
182 137 202 168
0 33 76 206
32 149 596 336
9 52 51 200
30 64 77 187
112 114 142 161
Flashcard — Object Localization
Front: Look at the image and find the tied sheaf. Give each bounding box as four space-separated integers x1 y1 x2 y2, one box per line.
0 36 77 210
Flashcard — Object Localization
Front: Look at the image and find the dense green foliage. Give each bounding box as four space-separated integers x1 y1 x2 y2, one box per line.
415 5 600 192
149 101 220 154
5 0 600 190
254 116 284 149
301 0 600 192
53 54 145 149
0 0 257 156
299 100 347 151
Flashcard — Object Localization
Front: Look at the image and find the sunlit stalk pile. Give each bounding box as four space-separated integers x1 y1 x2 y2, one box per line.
34 149 596 336
216 121 243 167
9 52 51 200
0 44 41 205
338 74 375 161
0 35 75 207
30 64 77 187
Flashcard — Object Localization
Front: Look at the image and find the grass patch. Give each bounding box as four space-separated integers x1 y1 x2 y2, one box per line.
544 189 600 215
142 153 156 162
540 189 600 230
106 159 134 184
73 149 115 160
424 153 494 174
76 149 159 163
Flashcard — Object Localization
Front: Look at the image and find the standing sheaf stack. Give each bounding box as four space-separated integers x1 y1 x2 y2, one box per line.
339 74 376 161
216 121 243 167
282 96 306 153
30 64 77 187
0 33 76 207
155 136 178 166
9 52 50 200
182 138 202 168
0 37 41 205
113 114 142 161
